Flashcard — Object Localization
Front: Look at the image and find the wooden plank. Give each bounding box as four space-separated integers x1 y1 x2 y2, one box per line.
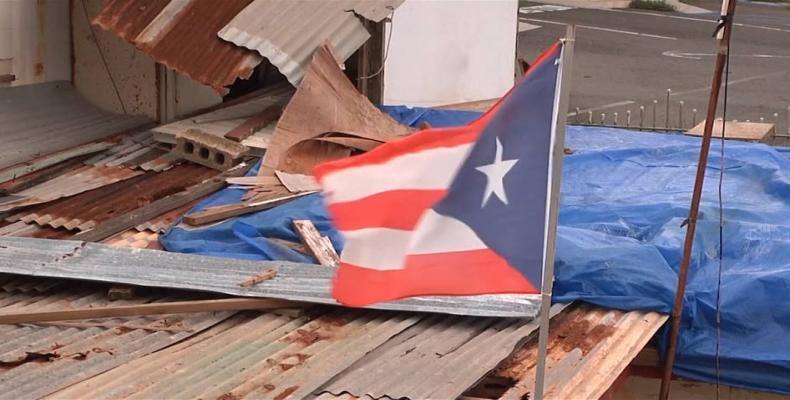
0 298 304 325
72 162 254 242
292 219 339 267
183 191 313 226
224 105 282 142
687 119 775 143
238 268 278 288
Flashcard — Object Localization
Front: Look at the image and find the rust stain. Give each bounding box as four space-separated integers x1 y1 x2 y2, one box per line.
262 383 276 392
277 353 310 371
216 393 240 400
92 0 261 94
273 386 298 400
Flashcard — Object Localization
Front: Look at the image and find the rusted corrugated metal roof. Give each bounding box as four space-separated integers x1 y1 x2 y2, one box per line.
219 0 403 85
473 303 667 400
0 165 144 213
92 0 263 94
0 274 234 400
8 164 215 232
317 304 567 400
52 310 420 400
0 81 150 171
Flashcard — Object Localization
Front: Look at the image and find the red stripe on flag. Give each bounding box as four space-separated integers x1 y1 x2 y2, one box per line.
332 249 539 307
328 189 447 231
314 126 478 182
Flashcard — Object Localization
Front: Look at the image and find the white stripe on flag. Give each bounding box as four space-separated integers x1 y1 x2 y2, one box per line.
338 211 489 271
322 144 472 204
408 210 487 255
340 228 412 270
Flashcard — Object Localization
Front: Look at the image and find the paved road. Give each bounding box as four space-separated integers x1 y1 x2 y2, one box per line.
517 1 790 142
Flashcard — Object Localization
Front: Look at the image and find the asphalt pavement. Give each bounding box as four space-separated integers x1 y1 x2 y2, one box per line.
518 1 790 142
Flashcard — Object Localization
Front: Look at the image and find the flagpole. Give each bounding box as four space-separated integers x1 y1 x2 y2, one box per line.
534 24 575 400
659 1 736 399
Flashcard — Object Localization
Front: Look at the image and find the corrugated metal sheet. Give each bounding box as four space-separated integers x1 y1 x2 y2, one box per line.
152 83 293 150
92 0 263 94
318 304 567 400
0 274 233 399
134 200 198 233
52 310 420 400
0 165 144 213
0 237 541 317
0 81 150 171
480 303 667 400
7 164 215 232
85 131 180 172
218 0 403 85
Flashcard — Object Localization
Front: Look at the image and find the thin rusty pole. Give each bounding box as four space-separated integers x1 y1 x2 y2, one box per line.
659 1 737 399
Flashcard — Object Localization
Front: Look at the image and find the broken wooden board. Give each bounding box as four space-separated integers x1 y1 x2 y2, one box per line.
239 268 278 288
292 220 339 267
0 298 302 324
261 44 412 175
0 237 541 317
687 119 776 143
183 191 313 226
224 105 283 142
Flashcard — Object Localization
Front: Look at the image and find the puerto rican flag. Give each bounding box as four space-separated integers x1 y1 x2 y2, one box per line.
314 42 564 307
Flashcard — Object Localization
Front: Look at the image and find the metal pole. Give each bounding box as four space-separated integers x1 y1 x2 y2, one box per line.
660 1 737 399
665 89 671 129
534 24 575 400
588 111 593 124
692 108 698 127
601 113 606 125
787 106 790 135
640 106 645 130
653 99 658 129
627 110 632 128
679 101 685 130
614 112 619 126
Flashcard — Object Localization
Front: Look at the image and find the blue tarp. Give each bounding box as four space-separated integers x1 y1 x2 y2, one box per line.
162 106 790 394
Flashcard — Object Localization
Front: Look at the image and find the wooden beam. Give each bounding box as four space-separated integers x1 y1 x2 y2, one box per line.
293 220 339 267
183 192 312 226
72 162 254 242
0 298 304 325
224 105 283 142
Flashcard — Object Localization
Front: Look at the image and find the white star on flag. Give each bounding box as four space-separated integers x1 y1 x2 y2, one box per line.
475 137 519 207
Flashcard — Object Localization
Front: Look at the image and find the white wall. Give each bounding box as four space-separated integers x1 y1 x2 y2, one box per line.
382 0 518 107
2 0 71 86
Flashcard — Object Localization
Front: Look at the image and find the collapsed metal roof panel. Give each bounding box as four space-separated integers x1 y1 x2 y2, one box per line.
218 0 403 85
8 164 215 232
92 0 262 94
0 237 541 317
0 81 150 171
318 304 567 400
53 310 420 400
0 274 232 399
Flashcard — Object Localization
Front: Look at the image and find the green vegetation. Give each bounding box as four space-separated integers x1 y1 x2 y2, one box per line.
629 0 677 11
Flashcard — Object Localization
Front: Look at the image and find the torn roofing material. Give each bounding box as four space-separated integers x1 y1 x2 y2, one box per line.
0 237 540 317
261 44 412 175
92 0 262 94
219 0 404 85
0 81 150 171
318 304 567 400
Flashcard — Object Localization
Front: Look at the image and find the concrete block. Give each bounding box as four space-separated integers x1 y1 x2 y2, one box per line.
174 129 249 171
